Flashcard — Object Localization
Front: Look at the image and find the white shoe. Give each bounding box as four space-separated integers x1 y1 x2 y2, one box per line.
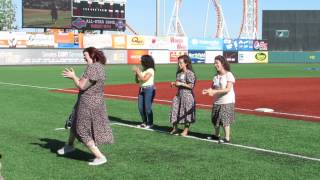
57 145 75 155
145 125 154 129
88 157 107 166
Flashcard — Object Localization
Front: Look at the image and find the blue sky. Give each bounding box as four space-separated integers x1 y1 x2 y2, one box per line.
13 0 320 38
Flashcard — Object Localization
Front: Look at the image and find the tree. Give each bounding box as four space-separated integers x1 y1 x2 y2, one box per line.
0 0 17 31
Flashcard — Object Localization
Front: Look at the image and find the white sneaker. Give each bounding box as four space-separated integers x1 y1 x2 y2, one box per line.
57 145 75 155
88 157 107 166
145 125 154 129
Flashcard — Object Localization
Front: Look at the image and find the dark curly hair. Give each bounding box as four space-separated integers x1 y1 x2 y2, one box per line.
83 47 107 64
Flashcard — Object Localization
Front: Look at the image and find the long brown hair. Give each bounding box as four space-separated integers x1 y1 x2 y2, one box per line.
176 55 194 75
83 47 106 64
215 55 230 71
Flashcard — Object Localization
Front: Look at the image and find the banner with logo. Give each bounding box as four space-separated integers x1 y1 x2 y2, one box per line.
127 35 149 49
188 38 223 50
112 34 127 49
188 50 206 64
149 50 170 64
83 34 112 48
0 31 10 47
253 40 268 51
103 50 127 64
169 51 188 63
72 17 126 31
149 36 170 49
127 50 149 64
0 49 85 65
223 51 239 63
223 39 254 51
27 33 55 48
205 51 223 63
238 51 268 63
168 36 188 51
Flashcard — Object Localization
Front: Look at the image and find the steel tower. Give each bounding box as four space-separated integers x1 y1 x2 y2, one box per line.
239 0 258 39
167 0 186 36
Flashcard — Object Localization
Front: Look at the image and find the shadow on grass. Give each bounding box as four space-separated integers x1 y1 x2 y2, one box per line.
31 138 94 162
109 116 212 139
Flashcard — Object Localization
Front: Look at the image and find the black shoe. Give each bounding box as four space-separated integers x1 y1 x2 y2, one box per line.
207 135 220 140
218 138 231 144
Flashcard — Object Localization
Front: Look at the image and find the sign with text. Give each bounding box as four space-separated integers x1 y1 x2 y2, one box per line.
188 38 223 50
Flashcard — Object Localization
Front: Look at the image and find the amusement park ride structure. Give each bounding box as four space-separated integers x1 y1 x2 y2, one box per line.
166 0 259 39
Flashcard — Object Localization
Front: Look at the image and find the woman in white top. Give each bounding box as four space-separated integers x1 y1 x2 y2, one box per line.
133 55 156 129
202 55 235 143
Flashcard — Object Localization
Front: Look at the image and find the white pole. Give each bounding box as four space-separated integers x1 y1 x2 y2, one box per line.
156 0 160 36
204 0 210 38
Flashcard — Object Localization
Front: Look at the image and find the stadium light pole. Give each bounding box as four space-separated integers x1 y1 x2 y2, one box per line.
156 0 160 36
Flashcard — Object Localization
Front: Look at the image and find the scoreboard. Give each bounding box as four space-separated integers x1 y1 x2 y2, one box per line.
71 0 126 31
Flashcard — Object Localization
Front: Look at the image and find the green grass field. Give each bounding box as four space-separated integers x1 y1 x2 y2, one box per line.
0 63 320 179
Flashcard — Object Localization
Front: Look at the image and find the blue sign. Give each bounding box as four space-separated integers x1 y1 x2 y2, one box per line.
188 50 206 64
188 38 223 50
223 39 254 51
58 43 79 48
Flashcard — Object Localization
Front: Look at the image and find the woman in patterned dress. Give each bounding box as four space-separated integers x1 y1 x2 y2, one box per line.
57 47 113 166
169 55 196 136
202 55 235 144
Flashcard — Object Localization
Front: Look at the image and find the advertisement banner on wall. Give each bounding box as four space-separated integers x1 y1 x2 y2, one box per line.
112 34 127 49
223 39 237 51
188 38 223 50
127 35 149 49
238 51 268 63
237 39 254 51
169 51 188 63
83 34 112 48
0 31 10 47
127 50 149 64
0 49 85 65
205 51 223 63
149 50 170 64
149 36 170 49
188 50 206 64
8 32 28 48
253 40 268 51
27 33 55 48
103 50 127 64
223 51 239 63
168 36 188 51
54 32 74 44
223 39 254 51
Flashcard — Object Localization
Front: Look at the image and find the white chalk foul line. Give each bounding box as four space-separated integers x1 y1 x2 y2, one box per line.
1 81 320 120
111 122 320 162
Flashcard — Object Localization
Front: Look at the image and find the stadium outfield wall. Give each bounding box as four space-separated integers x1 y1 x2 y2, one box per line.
0 32 270 65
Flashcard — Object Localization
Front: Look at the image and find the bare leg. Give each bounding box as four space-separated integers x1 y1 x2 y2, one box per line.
170 123 178 134
86 141 105 159
223 125 230 141
181 123 190 136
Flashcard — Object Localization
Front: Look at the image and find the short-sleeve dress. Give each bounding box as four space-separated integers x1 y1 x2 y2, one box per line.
169 70 196 124
71 62 113 146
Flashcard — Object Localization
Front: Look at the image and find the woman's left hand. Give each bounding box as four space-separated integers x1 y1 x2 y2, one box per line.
62 68 76 79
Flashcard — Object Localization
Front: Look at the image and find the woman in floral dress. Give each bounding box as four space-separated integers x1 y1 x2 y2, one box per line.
169 55 196 136
57 47 113 166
